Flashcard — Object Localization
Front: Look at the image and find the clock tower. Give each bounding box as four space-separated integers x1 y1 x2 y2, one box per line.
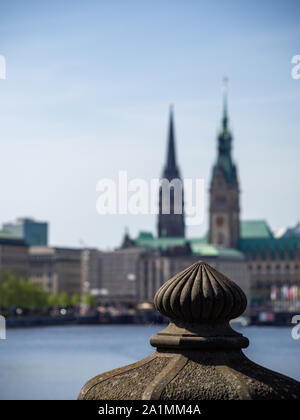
209 81 240 248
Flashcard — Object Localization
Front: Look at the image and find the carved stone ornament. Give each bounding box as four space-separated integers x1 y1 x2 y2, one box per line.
78 261 300 400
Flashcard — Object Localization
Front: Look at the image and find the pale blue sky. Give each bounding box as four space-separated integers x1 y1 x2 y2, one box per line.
0 0 299 248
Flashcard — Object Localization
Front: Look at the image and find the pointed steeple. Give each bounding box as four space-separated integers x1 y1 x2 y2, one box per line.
166 104 176 170
216 77 234 167
163 104 180 180
222 76 228 131
219 77 231 140
158 104 185 238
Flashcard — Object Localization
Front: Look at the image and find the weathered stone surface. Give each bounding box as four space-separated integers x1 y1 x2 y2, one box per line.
79 355 170 400
78 261 300 400
159 351 300 400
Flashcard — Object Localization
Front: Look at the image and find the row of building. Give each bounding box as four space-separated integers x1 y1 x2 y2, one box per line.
1 216 299 312
0 230 249 305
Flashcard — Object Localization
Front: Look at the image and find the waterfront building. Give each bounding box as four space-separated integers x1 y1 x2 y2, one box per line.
81 248 103 298
82 247 145 304
29 246 82 295
0 233 29 278
2 217 48 246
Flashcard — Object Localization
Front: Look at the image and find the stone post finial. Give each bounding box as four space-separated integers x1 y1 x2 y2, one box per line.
150 261 249 351
154 261 246 322
78 261 300 400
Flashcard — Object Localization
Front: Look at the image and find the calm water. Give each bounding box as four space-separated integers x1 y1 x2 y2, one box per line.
0 325 299 400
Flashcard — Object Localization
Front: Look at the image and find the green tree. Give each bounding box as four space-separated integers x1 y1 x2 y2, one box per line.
25 281 48 309
0 268 14 286
83 293 96 307
0 272 47 311
71 293 81 307
58 292 71 307
48 293 59 307
0 273 22 307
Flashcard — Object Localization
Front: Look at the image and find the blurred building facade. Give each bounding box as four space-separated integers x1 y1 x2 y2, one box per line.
137 251 250 304
0 233 29 278
1 217 48 246
80 247 144 304
29 246 82 295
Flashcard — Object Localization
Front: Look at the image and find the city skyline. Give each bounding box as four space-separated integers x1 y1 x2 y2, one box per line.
1 0 299 249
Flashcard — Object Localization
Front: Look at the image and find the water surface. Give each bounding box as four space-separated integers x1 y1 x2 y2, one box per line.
0 325 299 400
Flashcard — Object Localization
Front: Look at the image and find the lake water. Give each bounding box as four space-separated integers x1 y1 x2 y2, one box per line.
0 324 299 400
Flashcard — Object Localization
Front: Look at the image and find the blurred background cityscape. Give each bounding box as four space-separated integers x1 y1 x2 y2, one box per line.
1 90 300 326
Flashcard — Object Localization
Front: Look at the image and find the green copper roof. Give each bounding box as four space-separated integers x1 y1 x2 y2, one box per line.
135 234 187 249
135 221 272 249
134 231 243 259
210 86 238 186
240 220 273 239
239 237 300 259
190 244 244 259
133 219 297 260
135 231 208 249
137 231 154 240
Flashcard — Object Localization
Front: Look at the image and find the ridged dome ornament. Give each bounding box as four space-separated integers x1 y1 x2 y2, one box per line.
150 261 249 351
78 261 300 400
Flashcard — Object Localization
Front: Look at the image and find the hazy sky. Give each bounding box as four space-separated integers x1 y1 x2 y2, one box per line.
0 0 299 249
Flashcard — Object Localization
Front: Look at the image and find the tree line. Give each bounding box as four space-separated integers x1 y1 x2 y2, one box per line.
0 270 96 316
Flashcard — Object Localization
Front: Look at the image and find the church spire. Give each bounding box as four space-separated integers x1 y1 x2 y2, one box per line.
166 104 176 169
158 104 185 238
163 104 179 179
222 77 228 130
217 77 232 159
